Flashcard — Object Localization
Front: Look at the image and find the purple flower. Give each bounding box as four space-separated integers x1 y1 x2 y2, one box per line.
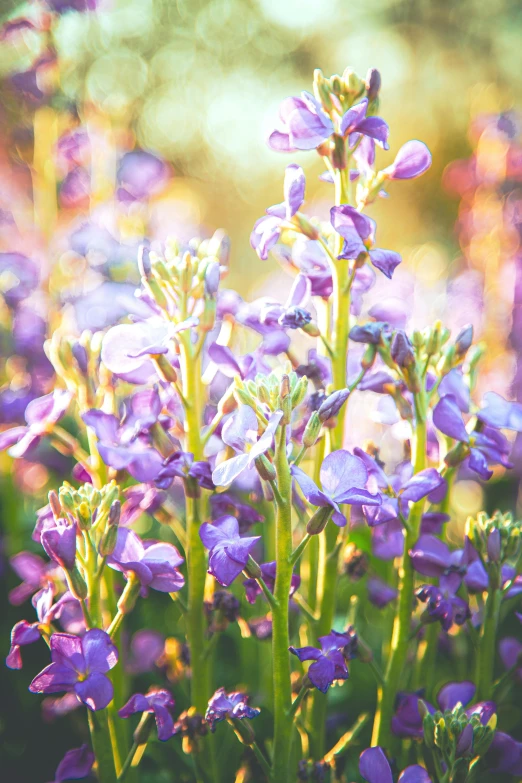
212 405 282 487
210 493 263 532
107 528 184 592
0 390 72 458
41 521 78 571
6 586 78 669
289 629 356 693
51 745 95 783
250 165 306 260
0 252 39 305
485 731 522 775
381 140 432 180
477 391 522 430
260 275 312 330
117 150 170 202
359 747 432 783
119 688 176 741
8 551 53 605
416 583 470 631
199 516 261 587
268 94 388 153
392 681 494 740
243 561 300 604
292 449 381 528
29 629 118 711
367 576 398 608
155 451 214 491
205 687 260 732
126 630 165 675
82 390 164 482
120 484 165 527
331 205 401 279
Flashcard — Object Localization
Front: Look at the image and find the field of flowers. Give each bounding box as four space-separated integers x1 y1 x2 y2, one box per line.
1 1 522 782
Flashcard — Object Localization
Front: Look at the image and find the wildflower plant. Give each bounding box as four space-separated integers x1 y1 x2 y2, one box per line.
3 54 522 783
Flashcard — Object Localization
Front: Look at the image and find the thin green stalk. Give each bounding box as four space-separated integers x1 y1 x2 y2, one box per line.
372 414 427 747
307 165 352 761
251 742 272 782
475 587 503 701
271 423 294 783
289 685 310 720
88 709 117 783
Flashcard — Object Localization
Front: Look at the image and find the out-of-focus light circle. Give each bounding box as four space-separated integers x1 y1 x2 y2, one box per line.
256 0 338 30
410 243 447 284
453 480 484 516
86 51 148 112
137 85 194 156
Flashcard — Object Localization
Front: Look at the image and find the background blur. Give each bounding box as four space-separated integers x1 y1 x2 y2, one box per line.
1 0 522 780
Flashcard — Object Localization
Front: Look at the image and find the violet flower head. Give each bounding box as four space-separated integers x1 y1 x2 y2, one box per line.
416 583 470 631
381 140 432 180
292 449 381 528
359 747 432 783
8 551 52 605
268 93 388 153
51 745 95 783
243 561 300 604
499 637 522 684
199 516 261 587
0 389 72 458
331 205 401 279
117 150 170 202
82 389 164 482
212 405 283 487
155 451 214 491
250 164 306 260
29 629 118 711
41 521 78 571
107 528 184 592
205 687 260 732
289 629 355 693
260 274 313 330
119 688 176 741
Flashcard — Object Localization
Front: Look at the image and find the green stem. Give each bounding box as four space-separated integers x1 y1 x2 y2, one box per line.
372 413 427 747
307 165 352 761
117 741 139 782
251 742 272 782
88 709 117 783
290 533 312 566
289 685 309 720
475 587 503 701
271 423 294 783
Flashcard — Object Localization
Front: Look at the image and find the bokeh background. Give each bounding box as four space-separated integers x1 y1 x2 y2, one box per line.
1 0 522 780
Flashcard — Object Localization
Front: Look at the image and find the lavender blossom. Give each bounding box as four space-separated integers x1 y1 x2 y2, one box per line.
0 390 72 458
199 516 261 587
212 405 282 487
51 745 95 783
250 165 306 260
119 688 176 741
359 747 432 783
292 449 380 528
331 205 401 279
243 561 300 604
29 630 118 711
289 629 356 693
107 528 185 593
205 687 260 732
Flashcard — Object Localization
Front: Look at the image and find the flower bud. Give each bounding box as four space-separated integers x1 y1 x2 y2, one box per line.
67 566 88 601
307 506 332 535
366 68 381 103
99 526 118 557
303 412 322 448
390 330 415 368
48 490 63 519
361 344 377 370
153 355 178 384
77 502 91 531
282 394 293 425
204 260 220 297
300 321 321 338
207 229 230 266
138 244 152 277
142 277 168 311
349 322 386 345
291 376 309 408
455 324 473 357
331 134 346 170
318 389 350 422
255 454 276 482
487 529 501 563
59 487 76 513
108 499 121 527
